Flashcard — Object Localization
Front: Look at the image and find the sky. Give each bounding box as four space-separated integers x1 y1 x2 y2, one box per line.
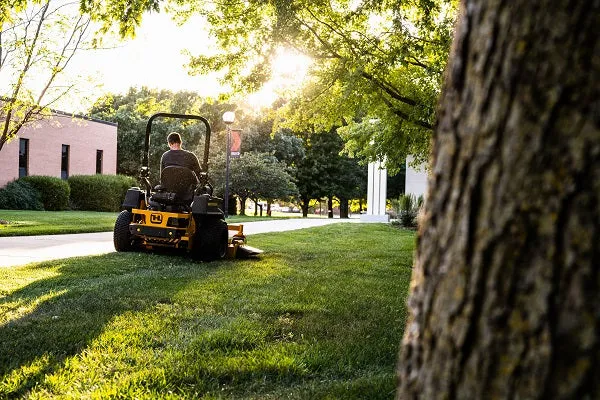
61 11 311 114
1 2 311 114
64 12 226 111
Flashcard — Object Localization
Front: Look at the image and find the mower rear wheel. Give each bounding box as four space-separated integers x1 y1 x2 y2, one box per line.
114 210 134 251
191 218 228 262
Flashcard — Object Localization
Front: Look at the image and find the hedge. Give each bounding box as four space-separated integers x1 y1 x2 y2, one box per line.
20 176 70 211
68 175 137 212
0 180 43 210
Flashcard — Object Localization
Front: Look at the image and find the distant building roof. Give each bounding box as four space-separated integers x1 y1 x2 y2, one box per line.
51 109 118 127
0 97 117 127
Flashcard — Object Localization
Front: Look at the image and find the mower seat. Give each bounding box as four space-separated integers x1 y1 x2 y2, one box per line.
156 166 198 206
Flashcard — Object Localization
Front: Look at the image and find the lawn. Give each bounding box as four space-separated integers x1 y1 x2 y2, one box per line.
0 210 119 237
0 210 297 237
0 223 414 399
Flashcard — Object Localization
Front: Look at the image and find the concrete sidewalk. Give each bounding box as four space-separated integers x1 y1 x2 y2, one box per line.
0 218 360 268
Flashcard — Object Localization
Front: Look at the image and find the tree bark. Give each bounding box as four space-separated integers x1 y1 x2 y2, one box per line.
227 195 237 216
339 197 349 219
301 195 310 217
239 197 247 216
327 196 334 219
397 1 600 399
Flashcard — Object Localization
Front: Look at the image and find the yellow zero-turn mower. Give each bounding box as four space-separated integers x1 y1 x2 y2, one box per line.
113 112 262 261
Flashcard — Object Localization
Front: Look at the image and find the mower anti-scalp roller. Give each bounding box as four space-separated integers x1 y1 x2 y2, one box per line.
226 224 263 258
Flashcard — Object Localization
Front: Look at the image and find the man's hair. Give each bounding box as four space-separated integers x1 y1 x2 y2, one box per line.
167 132 182 144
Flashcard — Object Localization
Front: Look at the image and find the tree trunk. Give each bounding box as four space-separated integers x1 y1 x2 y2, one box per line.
339 197 349 219
227 195 237 216
397 1 600 399
239 197 247 216
301 195 310 217
327 196 334 219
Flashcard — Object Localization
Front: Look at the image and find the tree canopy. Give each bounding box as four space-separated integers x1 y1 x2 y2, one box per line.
0 0 93 151
181 0 458 171
12 0 457 171
89 87 235 181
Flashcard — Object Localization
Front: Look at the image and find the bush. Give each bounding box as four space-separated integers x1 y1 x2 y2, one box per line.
394 194 424 228
21 176 70 211
69 175 137 212
0 180 43 210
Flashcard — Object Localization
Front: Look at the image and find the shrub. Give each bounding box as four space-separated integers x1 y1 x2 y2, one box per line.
394 194 424 228
21 176 70 211
69 175 137 212
0 180 43 210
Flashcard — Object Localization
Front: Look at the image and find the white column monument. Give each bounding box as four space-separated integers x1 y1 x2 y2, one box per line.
405 156 429 198
361 160 389 223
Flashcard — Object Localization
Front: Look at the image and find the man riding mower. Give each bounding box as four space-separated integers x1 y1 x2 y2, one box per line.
113 112 261 261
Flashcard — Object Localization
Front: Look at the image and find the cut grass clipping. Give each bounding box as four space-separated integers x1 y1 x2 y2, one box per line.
0 224 414 399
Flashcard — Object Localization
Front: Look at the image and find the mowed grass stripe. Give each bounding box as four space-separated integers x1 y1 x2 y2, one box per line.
0 223 414 399
0 209 295 237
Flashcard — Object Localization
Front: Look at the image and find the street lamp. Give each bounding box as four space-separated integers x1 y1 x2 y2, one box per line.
222 111 235 217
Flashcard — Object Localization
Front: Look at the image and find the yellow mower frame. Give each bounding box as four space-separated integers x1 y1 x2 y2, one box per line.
113 112 262 261
127 208 255 258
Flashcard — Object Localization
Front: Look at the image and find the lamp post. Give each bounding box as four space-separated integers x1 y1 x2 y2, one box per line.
222 111 235 218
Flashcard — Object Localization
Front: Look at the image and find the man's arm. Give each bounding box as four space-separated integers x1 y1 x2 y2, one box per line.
187 152 202 179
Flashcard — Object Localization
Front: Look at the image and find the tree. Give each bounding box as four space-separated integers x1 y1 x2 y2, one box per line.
90 87 233 181
182 0 457 171
1 0 92 151
294 128 365 218
397 0 599 398
215 152 297 216
257 159 299 216
335 156 366 218
387 165 406 199
6 0 456 169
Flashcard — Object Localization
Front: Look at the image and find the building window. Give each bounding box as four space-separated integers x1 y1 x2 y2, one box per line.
96 149 103 174
19 138 29 178
61 144 70 179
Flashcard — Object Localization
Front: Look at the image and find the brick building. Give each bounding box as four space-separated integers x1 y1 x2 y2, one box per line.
0 111 117 188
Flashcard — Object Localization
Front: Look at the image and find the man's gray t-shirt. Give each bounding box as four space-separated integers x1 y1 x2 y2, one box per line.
160 149 202 178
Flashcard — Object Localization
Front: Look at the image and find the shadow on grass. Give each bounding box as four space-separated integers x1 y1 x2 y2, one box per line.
0 251 221 397
0 224 414 398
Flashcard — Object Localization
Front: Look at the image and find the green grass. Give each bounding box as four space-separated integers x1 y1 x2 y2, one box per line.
0 224 414 399
0 210 119 237
0 210 296 237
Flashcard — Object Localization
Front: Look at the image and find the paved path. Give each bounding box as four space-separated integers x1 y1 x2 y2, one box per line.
0 218 361 268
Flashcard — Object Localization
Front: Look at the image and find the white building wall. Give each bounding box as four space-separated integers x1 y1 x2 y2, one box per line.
405 156 429 199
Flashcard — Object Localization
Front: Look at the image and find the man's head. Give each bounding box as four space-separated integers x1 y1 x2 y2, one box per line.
167 132 182 150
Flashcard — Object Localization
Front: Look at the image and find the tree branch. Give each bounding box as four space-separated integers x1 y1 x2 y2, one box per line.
297 7 433 113
380 95 433 130
1 0 49 149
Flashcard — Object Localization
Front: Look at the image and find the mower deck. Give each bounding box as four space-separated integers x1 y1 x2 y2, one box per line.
128 208 261 259
226 224 263 258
